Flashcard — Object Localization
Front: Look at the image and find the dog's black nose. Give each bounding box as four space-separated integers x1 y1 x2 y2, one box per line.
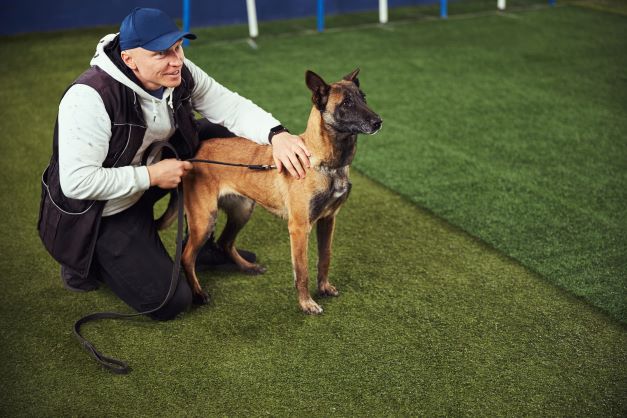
371 117 382 131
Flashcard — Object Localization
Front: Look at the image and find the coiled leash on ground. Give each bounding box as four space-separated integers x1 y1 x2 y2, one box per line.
73 141 276 374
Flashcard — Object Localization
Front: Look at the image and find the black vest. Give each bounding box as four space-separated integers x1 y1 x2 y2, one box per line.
38 65 198 277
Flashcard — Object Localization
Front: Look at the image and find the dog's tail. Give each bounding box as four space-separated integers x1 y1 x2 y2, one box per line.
155 190 179 230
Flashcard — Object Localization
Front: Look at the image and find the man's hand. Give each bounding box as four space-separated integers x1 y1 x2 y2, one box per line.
271 132 312 179
147 159 193 189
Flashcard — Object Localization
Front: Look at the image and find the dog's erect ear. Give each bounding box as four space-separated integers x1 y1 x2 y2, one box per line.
306 70 330 111
343 68 360 87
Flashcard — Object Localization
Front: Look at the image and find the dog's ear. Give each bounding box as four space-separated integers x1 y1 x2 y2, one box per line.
306 70 330 111
343 68 360 87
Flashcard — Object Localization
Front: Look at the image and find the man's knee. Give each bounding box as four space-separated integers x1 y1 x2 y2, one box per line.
149 279 193 321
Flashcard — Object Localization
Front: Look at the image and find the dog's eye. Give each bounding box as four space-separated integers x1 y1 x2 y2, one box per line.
343 98 353 107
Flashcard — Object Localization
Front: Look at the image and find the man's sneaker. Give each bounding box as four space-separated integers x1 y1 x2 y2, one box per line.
182 236 256 270
60 265 100 292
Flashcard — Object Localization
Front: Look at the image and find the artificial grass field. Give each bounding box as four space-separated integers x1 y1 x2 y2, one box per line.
352 3 627 324
0 3 626 416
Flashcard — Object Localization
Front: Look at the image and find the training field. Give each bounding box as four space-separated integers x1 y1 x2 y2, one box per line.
0 2 625 416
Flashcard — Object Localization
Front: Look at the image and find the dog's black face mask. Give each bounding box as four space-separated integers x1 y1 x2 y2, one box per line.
306 69 382 135
331 83 382 135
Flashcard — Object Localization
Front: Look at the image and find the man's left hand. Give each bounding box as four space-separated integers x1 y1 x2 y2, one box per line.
271 132 311 179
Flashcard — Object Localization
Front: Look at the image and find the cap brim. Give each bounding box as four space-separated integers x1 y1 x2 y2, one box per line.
142 31 197 51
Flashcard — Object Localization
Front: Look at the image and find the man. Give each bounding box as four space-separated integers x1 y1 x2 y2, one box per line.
38 7 310 320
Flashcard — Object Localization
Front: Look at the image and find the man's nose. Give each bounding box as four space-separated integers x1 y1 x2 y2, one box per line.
170 51 183 66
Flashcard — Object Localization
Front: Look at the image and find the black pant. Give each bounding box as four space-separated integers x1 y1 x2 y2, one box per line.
92 120 236 320
93 187 191 320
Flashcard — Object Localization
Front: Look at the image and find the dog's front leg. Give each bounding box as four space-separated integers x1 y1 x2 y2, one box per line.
316 216 339 297
288 219 322 314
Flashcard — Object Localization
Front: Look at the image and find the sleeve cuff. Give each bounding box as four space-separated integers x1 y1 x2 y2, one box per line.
136 166 151 190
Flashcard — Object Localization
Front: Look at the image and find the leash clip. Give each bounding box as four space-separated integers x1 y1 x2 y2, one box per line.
248 164 276 171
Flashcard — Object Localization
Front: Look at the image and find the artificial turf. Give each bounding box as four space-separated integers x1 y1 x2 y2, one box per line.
347 5 627 323
0 3 625 416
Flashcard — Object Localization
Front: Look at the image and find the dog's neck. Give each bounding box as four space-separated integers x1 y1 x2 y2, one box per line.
301 107 358 170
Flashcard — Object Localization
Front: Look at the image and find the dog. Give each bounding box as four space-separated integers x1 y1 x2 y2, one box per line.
165 69 381 314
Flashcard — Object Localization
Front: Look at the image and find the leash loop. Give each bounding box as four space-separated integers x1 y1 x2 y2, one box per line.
73 141 273 373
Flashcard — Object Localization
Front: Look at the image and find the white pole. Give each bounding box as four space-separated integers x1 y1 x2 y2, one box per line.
379 0 388 23
497 0 506 10
246 0 259 38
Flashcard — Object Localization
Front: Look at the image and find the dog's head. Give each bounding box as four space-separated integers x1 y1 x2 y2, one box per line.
306 69 382 135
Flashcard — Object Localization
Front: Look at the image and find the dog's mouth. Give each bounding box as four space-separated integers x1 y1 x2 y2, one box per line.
330 116 383 135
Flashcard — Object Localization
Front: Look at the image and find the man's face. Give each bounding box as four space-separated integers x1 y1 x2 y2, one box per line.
121 40 185 91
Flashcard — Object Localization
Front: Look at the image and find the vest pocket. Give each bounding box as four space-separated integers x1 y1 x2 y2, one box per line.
39 186 61 251
38 166 102 276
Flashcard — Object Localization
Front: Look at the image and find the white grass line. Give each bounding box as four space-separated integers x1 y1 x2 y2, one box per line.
246 38 259 50
497 11 522 19
377 23 396 32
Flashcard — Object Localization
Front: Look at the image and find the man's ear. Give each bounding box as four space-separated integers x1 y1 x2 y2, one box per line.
305 70 330 111
343 68 360 87
120 51 137 71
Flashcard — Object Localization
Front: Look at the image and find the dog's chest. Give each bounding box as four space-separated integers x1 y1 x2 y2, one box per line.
309 166 352 221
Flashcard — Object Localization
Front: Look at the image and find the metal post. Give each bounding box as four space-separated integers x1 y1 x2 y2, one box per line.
440 0 448 18
498 0 506 10
317 0 325 32
246 0 259 38
379 0 388 24
182 0 191 46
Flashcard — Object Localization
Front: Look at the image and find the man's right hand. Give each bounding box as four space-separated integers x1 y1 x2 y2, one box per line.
147 159 193 189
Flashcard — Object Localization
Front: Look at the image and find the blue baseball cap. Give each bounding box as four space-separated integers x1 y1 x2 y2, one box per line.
119 7 196 51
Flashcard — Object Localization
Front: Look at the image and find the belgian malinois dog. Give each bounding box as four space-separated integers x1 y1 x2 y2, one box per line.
172 69 382 314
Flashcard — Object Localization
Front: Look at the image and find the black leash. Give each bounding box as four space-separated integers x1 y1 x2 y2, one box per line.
187 158 276 171
72 143 276 374
73 142 185 374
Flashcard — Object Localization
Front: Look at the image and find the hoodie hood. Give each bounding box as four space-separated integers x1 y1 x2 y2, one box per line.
90 33 174 104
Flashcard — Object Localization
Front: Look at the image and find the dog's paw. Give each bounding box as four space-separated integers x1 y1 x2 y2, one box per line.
318 284 339 297
192 290 211 305
300 298 324 315
242 264 267 275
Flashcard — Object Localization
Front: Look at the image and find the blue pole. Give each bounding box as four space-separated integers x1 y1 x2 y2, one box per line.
440 0 448 18
317 0 325 32
548 0 556 6
183 0 191 46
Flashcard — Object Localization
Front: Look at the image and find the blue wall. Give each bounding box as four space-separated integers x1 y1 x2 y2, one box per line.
2 0 432 36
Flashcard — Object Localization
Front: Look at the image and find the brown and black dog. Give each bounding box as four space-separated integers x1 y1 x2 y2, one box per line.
165 69 381 314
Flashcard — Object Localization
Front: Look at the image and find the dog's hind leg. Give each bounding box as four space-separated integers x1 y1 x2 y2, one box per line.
316 216 339 297
182 184 219 305
218 194 266 275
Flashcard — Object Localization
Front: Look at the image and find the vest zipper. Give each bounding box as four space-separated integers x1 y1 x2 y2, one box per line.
169 93 178 129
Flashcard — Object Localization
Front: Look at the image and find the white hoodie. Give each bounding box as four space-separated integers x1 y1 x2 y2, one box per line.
58 33 280 216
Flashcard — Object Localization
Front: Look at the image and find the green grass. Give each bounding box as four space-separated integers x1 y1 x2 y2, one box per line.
2 175 626 416
345 5 627 323
0 3 625 416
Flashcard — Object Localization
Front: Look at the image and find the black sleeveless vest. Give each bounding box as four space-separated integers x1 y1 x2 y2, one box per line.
38 65 198 277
